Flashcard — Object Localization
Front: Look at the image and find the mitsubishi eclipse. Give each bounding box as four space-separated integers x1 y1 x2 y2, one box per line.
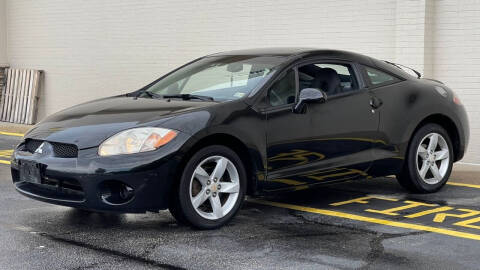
11 48 469 229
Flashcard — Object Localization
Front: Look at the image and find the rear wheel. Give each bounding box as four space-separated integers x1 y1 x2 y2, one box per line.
397 123 453 193
168 145 246 229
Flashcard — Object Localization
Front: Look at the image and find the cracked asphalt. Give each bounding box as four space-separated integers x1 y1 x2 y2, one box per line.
1 134 480 269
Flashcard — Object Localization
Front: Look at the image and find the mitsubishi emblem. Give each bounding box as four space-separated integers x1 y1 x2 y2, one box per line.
35 142 46 154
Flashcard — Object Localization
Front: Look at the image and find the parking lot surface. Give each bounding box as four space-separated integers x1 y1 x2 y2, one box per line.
1 133 480 269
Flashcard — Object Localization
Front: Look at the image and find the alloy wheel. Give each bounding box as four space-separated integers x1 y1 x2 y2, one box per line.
416 132 450 185
189 155 240 220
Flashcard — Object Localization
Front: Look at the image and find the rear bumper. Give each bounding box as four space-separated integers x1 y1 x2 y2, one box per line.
11 132 191 213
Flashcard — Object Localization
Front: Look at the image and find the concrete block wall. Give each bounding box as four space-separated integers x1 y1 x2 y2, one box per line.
1 0 479 163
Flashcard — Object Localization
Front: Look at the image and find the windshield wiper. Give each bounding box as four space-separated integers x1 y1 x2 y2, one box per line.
163 94 214 101
142 91 164 99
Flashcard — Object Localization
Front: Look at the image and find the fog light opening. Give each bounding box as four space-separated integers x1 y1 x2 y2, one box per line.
99 180 135 205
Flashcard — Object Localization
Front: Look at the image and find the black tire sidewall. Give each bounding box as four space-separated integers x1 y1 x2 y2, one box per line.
177 145 247 229
406 123 453 192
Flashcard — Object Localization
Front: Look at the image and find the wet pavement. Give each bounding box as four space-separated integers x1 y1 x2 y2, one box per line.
1 134 480 269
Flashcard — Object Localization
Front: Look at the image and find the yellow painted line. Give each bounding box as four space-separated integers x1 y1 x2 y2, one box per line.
0 131 24 137
251 199 480 241
0 160 10 165
447 182 480 189
387 176 480 190
386 175 480 190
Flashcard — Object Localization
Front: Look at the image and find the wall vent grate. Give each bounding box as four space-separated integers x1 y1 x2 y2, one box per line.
0 68 43 124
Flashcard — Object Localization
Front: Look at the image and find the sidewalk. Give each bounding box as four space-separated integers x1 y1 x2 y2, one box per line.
451 163 480 185
0 122 32 134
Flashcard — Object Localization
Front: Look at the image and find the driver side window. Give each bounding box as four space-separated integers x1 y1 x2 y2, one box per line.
268 70 296 106
298 63 358 97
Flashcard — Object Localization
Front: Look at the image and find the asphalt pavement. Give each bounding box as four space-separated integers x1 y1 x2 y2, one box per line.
1 133 480 269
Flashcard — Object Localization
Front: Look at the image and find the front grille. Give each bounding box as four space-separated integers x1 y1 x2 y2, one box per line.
50 142 78 158
42 177 83 193
23 139 78 158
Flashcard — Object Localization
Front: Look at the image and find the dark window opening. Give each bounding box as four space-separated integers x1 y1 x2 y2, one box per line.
365 66 399 86
298 63 359 97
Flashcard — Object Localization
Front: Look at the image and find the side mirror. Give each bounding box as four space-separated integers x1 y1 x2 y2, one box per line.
293 88 327 114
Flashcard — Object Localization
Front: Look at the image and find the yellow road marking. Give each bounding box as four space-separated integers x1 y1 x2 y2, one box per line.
455 216 480 230
405 206 454 219
329 195 398 206
432 208 480 223
447 182 480 189
0 150 13 165
365 200 436 216
251 199 480 241
0 131 24 137
0 149 13 157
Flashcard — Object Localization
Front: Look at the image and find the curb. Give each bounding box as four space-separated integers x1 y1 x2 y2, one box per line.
0 122 33 135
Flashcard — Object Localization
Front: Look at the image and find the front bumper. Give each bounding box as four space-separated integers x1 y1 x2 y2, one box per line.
11 132 191 213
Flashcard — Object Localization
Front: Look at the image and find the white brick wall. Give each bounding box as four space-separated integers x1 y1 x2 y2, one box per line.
0 0 6 66
2 0 480 163
4 0 398 119
431 0 480 163
394 0 428 74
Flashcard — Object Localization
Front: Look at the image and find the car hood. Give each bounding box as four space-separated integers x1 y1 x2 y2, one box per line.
26 96 217 149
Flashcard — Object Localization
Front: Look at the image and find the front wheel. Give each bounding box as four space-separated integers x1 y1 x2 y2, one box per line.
397 123 453 193
169 145 246 229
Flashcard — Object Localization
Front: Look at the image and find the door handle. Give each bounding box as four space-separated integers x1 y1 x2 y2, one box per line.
370 97 383 109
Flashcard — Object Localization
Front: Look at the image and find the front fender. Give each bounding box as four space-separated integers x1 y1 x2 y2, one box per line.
159 102 267 194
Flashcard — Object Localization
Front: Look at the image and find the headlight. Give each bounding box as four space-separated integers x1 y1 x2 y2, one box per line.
98 127 177 156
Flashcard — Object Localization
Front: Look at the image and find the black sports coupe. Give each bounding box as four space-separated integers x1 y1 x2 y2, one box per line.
11 48 469 229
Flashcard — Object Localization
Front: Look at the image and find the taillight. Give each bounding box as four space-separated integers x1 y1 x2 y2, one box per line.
453 94 462 105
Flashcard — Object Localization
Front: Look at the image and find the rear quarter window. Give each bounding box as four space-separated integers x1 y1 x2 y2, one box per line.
364 66 400 86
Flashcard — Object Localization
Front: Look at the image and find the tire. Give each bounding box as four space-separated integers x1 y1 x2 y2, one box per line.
168 145 246 229
397 123 453 193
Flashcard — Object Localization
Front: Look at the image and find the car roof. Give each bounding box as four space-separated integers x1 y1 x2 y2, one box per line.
208 47 373 64
210 47 317 56
208 48 415 79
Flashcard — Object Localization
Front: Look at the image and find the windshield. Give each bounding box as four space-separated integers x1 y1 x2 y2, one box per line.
144 55 285 101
